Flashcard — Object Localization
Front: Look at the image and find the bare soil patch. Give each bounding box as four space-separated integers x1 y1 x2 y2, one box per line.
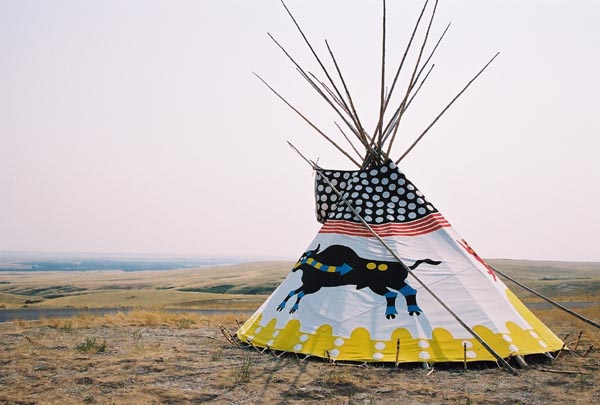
0 310 598 404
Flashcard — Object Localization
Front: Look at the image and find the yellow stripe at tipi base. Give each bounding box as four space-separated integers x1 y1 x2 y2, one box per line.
237 294 563 363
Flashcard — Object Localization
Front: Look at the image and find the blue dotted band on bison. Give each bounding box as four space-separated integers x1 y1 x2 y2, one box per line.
277 244 441 319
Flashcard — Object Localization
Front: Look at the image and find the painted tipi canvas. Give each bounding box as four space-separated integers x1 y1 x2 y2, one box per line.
237 160 563 363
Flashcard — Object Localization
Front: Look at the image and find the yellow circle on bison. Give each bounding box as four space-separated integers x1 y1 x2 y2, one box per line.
378 264 388 271
366 262 377 270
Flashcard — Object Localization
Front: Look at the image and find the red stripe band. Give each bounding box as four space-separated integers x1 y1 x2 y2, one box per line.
319 213 451 237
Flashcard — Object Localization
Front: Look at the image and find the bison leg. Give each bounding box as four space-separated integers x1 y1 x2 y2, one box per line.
383 291 399 319
399 284 422 316
289 291 305 314
277 288 302 312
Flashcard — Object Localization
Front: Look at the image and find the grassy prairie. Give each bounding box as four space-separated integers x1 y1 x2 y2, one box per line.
0 259 598 310
0 306 598 404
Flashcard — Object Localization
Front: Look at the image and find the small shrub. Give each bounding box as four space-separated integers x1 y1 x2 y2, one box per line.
76 337 107 354
234 355 253 384
177 318 193 329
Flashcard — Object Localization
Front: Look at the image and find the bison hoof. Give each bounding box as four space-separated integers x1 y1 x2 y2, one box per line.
408 310 421 316
386 313 396 320
276 305 284 312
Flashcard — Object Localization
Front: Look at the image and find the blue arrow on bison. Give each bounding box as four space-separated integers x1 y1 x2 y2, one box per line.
276 244 441 319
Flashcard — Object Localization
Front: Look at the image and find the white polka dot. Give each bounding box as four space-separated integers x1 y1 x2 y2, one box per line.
376 209 384 215
407 193 415 200
365 209 373 215
333 172 340 178
360 172 367 178
397 215 405 221
366 186 373 193
417 198 425 204
344 213 352 219
418 208 426 215
391 196 399 202
325 186 332 193
382 191 390 198
267 340 274 346
294 344 303 351
502 335 512 342
299 334 309 342
355 185 363 191
375 217 384 223
466 351 477 359
387 208 395 214
330 179 338 187
418 340 429 349
335 213 343 219
416 191 423 197
419 351 430 360
373 353 384 360
370 169 378 176
427 204 434 211
375 342 386 350
462 340 473 348
382 178 389 185
372 195 380 201
273 330 280 337
366 201 374 207
389 162 396 169
334 338 344 347
376 201 385 207
362 179 369 185
381 166 388 173
339 182 346 189
329 349 340 357
508 344 519 353
343 173 350 179
321 203 329 210
255 327 262 334
330 195 337 202
356 199 363 205
372 178 379 184
386 215 395 221
408 212 417 219
362 193 370 199
320 195 327 202
398 178 406 185
355 207 362 213
398 208 406 214
530 331 539 339
390 173 398 180
408 203 416 210
397 188 405 195
317 185 324 191
407 184 415 190
539 340 548 348
365 216 373 222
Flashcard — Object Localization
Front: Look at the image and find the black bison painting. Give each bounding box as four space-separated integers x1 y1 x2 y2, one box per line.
277 244 441 319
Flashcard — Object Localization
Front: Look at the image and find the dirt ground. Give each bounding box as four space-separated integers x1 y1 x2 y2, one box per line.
0 312 598 405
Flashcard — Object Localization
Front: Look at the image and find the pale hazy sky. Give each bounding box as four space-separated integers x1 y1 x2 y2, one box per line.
1 1 599 261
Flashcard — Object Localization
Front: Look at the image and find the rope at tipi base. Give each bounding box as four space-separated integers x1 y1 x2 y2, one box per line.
491 266 600 330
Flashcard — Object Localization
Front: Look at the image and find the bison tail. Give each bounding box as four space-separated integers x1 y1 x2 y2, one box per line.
409 258 441 270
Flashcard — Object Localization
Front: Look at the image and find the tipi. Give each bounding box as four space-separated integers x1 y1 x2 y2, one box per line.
237 1 564 367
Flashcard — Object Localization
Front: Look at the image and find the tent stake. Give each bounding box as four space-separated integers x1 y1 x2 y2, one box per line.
492 266 600 330
288 141 518 376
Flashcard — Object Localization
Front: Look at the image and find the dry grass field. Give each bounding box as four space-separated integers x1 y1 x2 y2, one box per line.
0 259 599 403
0 307 598 404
